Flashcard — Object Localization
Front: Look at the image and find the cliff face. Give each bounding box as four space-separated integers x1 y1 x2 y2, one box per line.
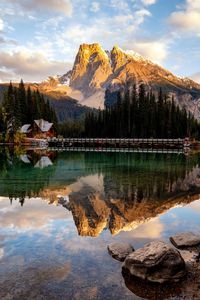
70 43 112 96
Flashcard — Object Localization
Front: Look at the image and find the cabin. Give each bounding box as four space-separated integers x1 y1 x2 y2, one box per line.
32 119 55 139
20 119 55 139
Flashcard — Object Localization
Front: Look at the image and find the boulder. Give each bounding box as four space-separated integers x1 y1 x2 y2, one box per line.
170 232 200 248
122 241 186 283
107 242 134 261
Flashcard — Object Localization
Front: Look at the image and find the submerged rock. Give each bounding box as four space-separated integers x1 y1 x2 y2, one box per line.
170 232 200 248
122 241 186 283
107 242 134 261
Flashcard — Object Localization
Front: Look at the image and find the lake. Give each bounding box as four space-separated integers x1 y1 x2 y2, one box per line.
0 148 200 299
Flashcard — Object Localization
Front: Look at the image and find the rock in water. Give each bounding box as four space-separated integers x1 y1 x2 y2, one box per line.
170 232 200 248
107 243 134 261
122 241 186 283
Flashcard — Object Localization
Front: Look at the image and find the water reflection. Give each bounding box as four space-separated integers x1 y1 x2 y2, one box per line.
122 271 183 300
0 148 200 237
0 148 57 203
1 148 200 299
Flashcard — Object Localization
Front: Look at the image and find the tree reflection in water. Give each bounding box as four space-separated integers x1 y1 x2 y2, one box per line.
0 148 200 236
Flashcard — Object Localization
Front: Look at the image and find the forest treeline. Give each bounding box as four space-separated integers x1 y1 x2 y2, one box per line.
1 82 200 140
84 85 200 138
0 80 57 141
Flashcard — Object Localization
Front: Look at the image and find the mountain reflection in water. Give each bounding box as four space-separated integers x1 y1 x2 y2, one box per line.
0 148 200 236
1 148 200 299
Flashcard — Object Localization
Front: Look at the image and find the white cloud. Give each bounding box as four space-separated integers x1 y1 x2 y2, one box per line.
0 18 4 31
189 199 200 211
90 2 100 13
110 0 129 11
169 0 200 35
135 9 151 25
187 0 200 10
190 72 200 83
55 7 152 57
4 0 73 16
0 50 70 82
141 0 157 6
124 217 164 239
127 39 169 64
0 197 71 231
42 16 64 30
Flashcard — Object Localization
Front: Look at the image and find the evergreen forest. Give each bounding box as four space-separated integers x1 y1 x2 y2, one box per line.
0 80 57 140
84 85 200 138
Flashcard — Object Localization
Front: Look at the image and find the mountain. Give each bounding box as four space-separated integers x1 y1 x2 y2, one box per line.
1 43 200 121
45 43 200 119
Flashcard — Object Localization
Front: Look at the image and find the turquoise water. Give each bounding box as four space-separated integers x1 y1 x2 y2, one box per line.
0 149 200 299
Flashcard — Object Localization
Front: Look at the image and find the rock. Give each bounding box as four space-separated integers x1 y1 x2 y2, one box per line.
170 232 200 248
179 250 198 264
107 242 134 261
122 241 186 283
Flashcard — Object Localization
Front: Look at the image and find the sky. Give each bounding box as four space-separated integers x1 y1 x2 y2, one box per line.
0 0 199 83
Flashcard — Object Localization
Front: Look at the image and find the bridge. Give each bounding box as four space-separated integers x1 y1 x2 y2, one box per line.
47 138 189 149
47 147 187 154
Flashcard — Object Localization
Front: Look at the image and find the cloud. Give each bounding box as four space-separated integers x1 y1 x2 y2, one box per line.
127 39 169 64
55 8 152 58
0 18 4 31
141 0 157 6
168 0 200 35
0 248 4 260
190 72 200 83
42 16 64 30
135 9 151 25
0 36 18 45
189 199 200 211
90 2 100 13
0 50 71 82
124 217 164 239
4 0 73 16
0 197 71 231
0 70 16 83
110 0 129 11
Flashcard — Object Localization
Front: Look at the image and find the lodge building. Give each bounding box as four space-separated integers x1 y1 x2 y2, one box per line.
20 119 55 139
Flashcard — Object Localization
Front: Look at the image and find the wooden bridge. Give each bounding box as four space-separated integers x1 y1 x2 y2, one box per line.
47 147 187 154
47 138 189 149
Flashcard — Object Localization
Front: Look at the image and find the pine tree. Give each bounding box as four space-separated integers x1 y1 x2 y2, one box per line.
18 79 27 124
26 86 32 123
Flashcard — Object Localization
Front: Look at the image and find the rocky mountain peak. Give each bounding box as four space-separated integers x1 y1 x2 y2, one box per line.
110 45 127 72
38 43 200 118
69 43 112 96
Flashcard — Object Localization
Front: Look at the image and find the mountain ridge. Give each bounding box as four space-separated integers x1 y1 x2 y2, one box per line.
41 43 200 118
1 43 200 121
